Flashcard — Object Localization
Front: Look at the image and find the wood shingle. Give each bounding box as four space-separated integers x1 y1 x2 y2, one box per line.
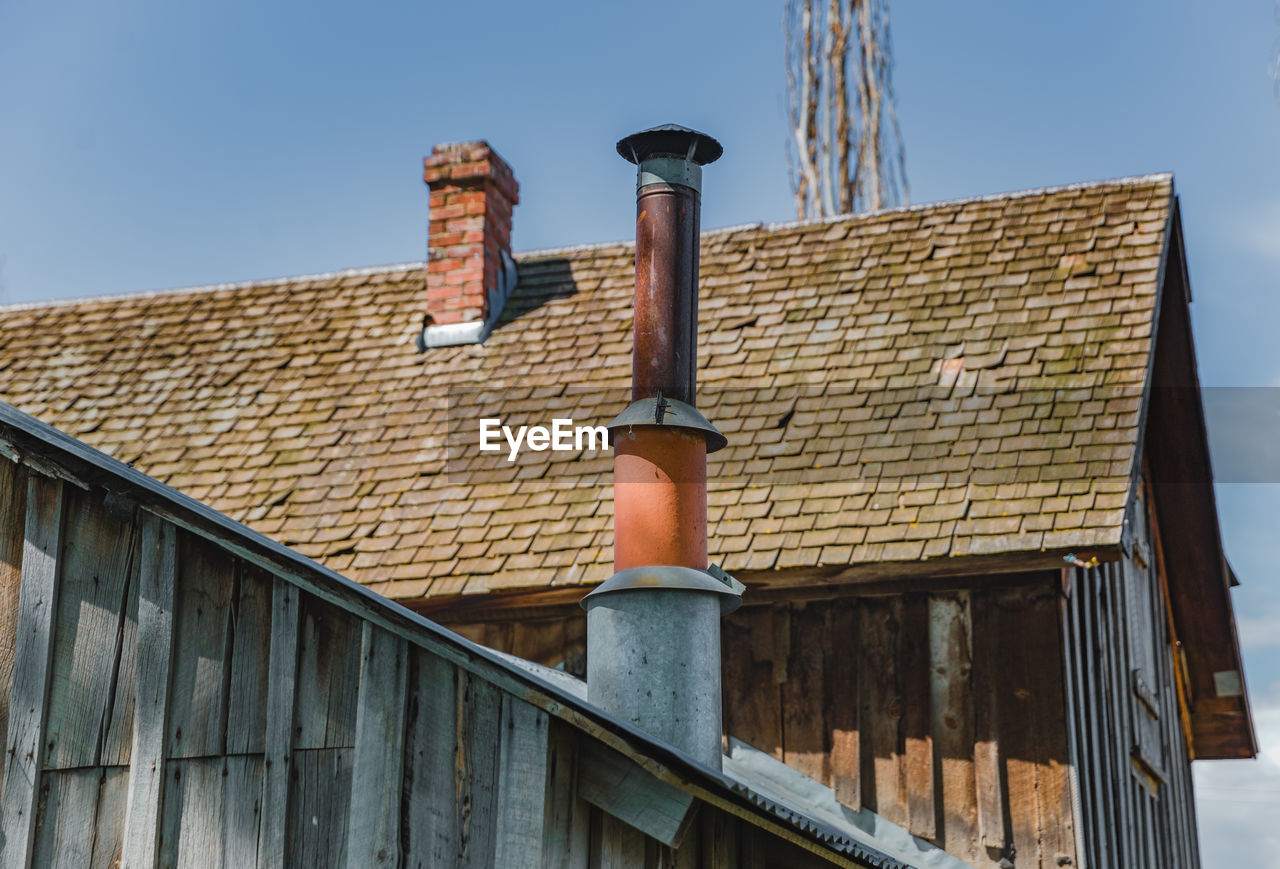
0 175 1174 603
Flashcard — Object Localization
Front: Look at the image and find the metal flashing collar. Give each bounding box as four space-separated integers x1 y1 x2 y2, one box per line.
582 565 743 615
606 396 727 453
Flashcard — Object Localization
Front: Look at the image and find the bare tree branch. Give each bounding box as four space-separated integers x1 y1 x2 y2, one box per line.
819 0 837 216
831 0 851 213
786 0 824 218
1272 0 1280 104
785 0 906 217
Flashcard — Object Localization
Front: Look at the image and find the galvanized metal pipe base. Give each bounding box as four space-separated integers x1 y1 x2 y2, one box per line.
586 587 725 769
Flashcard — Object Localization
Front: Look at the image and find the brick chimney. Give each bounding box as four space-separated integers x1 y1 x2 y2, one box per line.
418 141 519 348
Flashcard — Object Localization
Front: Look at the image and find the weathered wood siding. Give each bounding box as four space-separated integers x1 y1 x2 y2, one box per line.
452 584 1079 868
451 616 588 678
455 508 1206 869
1061 481 1200 868
0 467 850 869
721 586 1075 869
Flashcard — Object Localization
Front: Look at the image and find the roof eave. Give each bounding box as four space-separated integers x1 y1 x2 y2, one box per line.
1139 199 1257 759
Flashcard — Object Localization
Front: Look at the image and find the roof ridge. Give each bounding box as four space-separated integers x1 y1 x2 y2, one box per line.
0 261 429 313
2 171 1172 312
514 172 1174 256
729 171 1175 236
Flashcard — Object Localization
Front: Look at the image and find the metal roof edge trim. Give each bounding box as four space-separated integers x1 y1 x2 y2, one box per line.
0 399 909 869
723 739 976 869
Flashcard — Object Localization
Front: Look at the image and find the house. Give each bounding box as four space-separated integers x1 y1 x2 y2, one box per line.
0 400 965 868
0 132 1255 867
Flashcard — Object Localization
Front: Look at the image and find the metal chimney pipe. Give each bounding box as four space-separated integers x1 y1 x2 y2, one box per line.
613 125 723 572
583 125 740 769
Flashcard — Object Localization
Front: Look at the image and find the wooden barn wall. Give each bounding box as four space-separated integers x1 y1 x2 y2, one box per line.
455 582 1079 869
0 466 848 869
452 616 588 678
1061 481 1201 868
452 518 1206 869
722 586 1075 869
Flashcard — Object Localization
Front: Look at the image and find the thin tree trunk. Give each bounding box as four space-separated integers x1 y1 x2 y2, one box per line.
785 0 905 217
831 0 851 213
857 0 881 210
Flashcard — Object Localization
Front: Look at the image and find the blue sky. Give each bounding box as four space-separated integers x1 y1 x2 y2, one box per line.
2 0 1279 862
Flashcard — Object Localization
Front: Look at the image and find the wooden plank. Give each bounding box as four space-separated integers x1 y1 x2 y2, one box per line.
1096 565 1129 865
660 838 700 869
1072 571 1101 867
721 608 781 760
159 758 225 869
226 564 273 755
257 578 300 869
770 604 791 685
900 593 935 841
402 649 459 868
1 474 63 869
860 597 906 825
121 512 178 869
345 622 408 869
563 612 587 678
92 766 129 869
1088 569 1116 867
31 766 102 868
0 459 27 792
1026 587 1076 867
599 813 645 869
995 584 1076 868
224 755 264 869
27 765 126 868
929 592 980 863
826 599 860 810
287 748 353 868
457 673 501 867
1106 563 1141 865
481 620 514 654
994 587 1042 866
493 694 549 869
1061 572 1101 869
293 594 361 749
540 720 590 869
699 808 739 869
100 562 140 767
577 739 696 848
44 485 138 769
167 532 234 759
969 590 1005 851
781 603 827 782
1144 468 1197 763
510 617 568 669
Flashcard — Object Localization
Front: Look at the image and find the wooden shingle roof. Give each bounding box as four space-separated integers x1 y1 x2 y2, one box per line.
0 174 1175 604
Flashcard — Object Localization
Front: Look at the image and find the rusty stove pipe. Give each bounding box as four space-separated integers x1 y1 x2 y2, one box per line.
612 126 718 571
584 126 740 769
631 152 701 405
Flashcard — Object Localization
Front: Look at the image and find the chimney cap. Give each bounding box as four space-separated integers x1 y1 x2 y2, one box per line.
616 124 723 166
